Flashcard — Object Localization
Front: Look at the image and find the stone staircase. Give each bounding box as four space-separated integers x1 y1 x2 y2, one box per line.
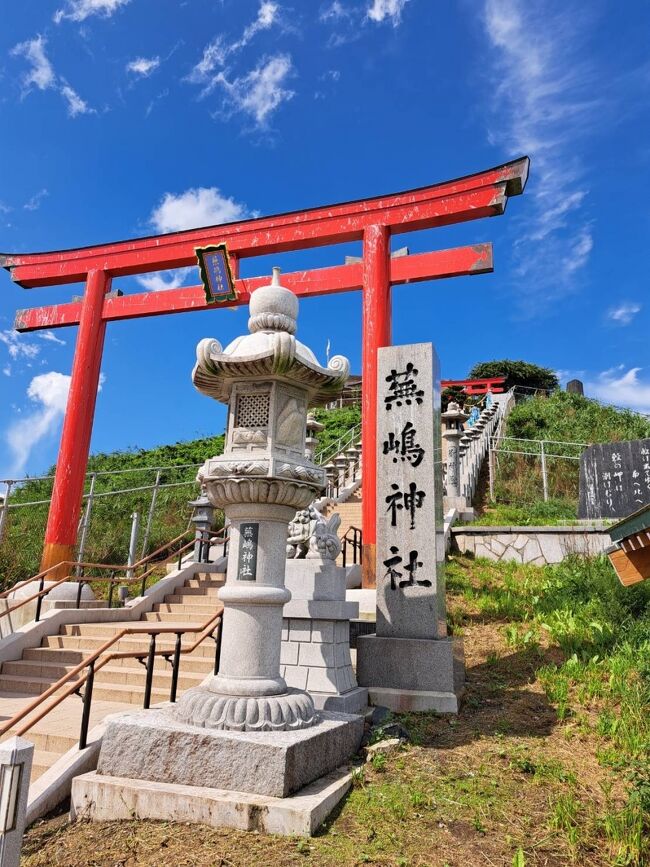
0 570 225 783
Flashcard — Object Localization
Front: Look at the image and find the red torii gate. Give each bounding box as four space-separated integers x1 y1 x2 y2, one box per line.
2 157 529 585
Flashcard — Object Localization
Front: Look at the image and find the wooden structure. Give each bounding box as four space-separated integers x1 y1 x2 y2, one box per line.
607 504 650 586
441 377 506 395
1 157 529 585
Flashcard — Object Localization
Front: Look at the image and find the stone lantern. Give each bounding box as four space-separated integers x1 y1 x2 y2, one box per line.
305 413 324 460
441 401 469 502
188 488 216 562
175 266 351 732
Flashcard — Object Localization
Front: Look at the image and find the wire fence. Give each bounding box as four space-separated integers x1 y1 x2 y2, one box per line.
489 435 587 507
0 463 207 584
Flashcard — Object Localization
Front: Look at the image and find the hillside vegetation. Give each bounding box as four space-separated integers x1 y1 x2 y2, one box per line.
23 555 650 866
0 405 360 588
487 391 650 519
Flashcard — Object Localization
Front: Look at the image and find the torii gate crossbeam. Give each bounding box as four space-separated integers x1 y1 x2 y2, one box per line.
1 157 529 585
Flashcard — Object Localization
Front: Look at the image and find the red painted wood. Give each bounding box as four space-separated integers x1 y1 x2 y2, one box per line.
361 225 391 589
14 244 493 332
41 270 108 568
2 158 528 286
441 377 506 395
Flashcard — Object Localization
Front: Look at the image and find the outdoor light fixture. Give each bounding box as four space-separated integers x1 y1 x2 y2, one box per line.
0 761 23 834
195 243 237 304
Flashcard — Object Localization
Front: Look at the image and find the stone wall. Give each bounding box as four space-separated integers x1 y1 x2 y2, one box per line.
451 525 609 565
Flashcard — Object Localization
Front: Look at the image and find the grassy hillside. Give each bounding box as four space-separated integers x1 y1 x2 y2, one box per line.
487 392 650 519
0 405 361 588
23 554 650 866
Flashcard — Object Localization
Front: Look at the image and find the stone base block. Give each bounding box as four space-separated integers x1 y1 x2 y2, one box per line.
313 686 368 714
367 687 461 714
97 707 364 798
356 635 464 713
71 766 353 837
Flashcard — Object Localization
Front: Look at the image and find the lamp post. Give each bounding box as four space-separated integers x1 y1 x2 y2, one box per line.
441 401 469 502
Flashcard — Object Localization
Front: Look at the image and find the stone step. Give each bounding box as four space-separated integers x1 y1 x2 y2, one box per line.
1 659 208 690
185 578 225 589
153 601 221 614
141 611 210 623
42 634 216 659
171 586 222 598
31 749 62 781
93 665 206 691
0 673 83 696
3 727 78 755
163 593 221 605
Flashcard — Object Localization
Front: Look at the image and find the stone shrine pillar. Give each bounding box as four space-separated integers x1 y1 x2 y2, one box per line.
357 342 465 713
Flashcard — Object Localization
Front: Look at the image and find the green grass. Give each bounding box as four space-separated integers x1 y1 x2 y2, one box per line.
469 499 580 526
448 554 650 863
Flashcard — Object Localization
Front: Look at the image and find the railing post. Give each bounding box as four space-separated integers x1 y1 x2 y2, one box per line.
540 440 549 502
140 469 162 560
79 661 95 750
0 480 13 543
75 580 85 609
169 632 182 703
75 472 97 576
213 620 223 675
488 439 495 502
143 633 156 709
34 577 45 623
126 511 140 579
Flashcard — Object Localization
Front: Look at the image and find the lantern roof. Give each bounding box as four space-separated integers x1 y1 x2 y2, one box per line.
192 267 349 404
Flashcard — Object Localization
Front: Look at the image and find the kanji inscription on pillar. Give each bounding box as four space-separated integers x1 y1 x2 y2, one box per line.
376 342 446 640
237 522 259 581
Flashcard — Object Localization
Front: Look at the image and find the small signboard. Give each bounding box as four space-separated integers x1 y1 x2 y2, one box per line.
579 438 650 519
195 243 237 304
237 522 259 581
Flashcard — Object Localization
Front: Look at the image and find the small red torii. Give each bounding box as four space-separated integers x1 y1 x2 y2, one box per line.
1 157 529 586
441 377 506 395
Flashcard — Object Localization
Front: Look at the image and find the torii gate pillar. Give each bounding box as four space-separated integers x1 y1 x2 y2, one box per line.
361 225 391 587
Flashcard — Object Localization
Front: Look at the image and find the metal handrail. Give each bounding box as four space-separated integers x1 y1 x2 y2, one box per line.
314 422 361 466
0 528 228 622
342 525 363 568
0 609 224 749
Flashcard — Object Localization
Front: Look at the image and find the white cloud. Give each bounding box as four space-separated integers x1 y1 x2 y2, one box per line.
60 82 93 116
38 330 66 346
216 54 294 126
126 56 160 77
149 187 251 233
367 0 409 25
189 1 280 87
5 372 71 476
2 367 10 377
320 1 352 21
586 367 650 415
54 0 131 23
24 189 49 211
0 330 40 361
11 35 93 117
606 302 642 326
137 266 194 293
482 0 598 312
11 35 56 92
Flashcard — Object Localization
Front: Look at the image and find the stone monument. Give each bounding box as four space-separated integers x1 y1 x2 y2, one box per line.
73 268 364 835
579 438 650 519
442 400 470 516
356 342 464 712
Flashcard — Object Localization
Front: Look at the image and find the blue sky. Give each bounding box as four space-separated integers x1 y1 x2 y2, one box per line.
1 0 649 482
